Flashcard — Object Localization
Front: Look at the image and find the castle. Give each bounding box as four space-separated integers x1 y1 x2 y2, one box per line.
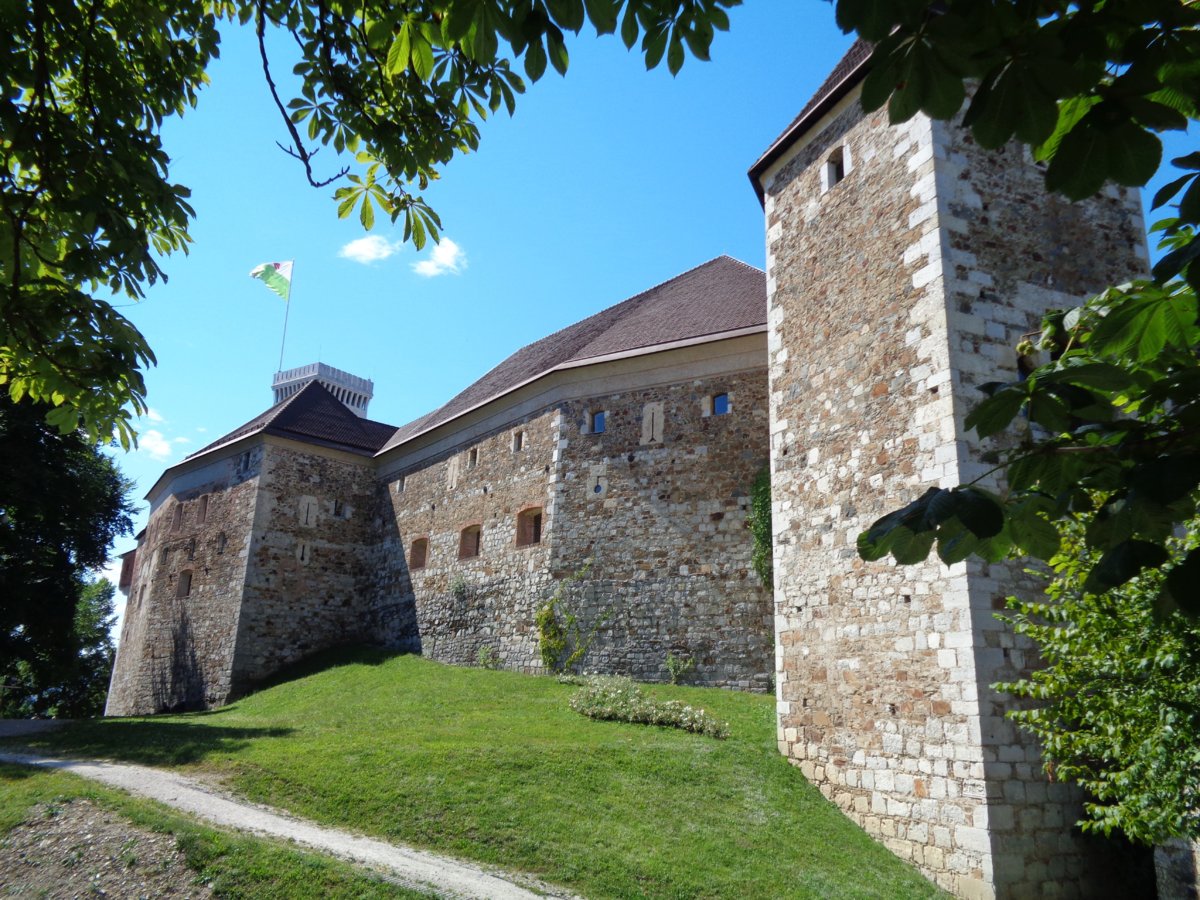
108 44 1154 899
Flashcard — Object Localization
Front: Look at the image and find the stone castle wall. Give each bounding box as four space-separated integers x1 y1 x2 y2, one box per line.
374 366 774 688
105 451 261 714
761 88 1146 898
550 370 773 688
379 407 560 672
230 441 414 689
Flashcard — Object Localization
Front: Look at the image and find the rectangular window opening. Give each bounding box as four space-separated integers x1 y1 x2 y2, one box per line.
589 410 606 434
712 392 730 416
458 525 482 559
410 537 428 570
516 508 543 547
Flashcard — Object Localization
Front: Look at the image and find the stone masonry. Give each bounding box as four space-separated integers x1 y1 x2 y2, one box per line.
754 75 1148 898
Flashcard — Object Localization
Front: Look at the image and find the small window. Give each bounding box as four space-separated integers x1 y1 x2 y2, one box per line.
216 532 227 555
513 430 525 452
589 410 606 434
459 524 482 559
198 495 209 524
160 545 170 564
333 499 345 518
236 450 252 474
467 448 479 469
712 393 730 416
822 146 849 192
177 570 193 599
516 508 543 547
396 475 406 493
296 541 311 565
410 537 428 570
170 505 183 532
186 538 196 561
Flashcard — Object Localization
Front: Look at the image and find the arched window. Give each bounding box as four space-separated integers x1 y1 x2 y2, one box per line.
516 508 543 547
458 524 482 559
410 537 429 570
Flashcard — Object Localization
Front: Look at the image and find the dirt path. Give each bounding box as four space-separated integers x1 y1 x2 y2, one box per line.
0 735 576 900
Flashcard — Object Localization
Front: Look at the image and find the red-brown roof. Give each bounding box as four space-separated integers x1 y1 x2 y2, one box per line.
748 40 872 201
379 255 766 453
189 381 397 460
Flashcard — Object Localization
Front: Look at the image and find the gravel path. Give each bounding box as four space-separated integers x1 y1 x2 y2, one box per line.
0 735 575 900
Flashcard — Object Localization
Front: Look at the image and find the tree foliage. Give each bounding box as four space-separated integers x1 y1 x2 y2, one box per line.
849 1 1200 610
748 464 773 587
0 393 133 702
0 578 118 719
997 518 1200 845
3 0 738 443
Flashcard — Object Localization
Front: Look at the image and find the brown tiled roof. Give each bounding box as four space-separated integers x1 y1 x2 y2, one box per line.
748 39 872 200
189 381 397 460
379 256 766 454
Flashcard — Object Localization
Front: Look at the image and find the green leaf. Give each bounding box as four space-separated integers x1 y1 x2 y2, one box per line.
524 39 547 80
388 24 412 75
1009 509 1061 560
889 526 937 564
1084 540 1170 593
1106 123 1161 188
1164 548 1200 616
359 196 375 230
1045 122 1109 199
583 0 619 34
667 33 684 76
953 488 1005 539
936 517 979 565
966 387 1027 438
1151 173 1196 211
619 4 638 49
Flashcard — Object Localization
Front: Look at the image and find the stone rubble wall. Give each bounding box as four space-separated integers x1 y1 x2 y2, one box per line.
381 407 560 672
105 452 261 715
229 442 412 691
762 87 1147 898
550 370 774 688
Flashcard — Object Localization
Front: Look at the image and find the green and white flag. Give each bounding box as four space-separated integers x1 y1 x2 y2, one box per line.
249 261 293 301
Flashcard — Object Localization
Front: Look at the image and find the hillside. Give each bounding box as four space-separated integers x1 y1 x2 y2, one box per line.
13 649 945 899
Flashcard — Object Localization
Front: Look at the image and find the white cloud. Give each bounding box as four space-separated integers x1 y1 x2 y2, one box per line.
339 235 403 264
145 407 165 423
173 437 191 445
412 238 466 277
139 429 174 461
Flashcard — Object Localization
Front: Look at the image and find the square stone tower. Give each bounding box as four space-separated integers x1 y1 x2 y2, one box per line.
750 47 1149 898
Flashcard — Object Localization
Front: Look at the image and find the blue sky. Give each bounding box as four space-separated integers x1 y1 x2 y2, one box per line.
99 4 1192 624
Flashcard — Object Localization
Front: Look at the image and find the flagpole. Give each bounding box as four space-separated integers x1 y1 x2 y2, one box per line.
277 261 294 372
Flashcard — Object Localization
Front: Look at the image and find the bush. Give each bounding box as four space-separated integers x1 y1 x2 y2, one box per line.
569 676 729 739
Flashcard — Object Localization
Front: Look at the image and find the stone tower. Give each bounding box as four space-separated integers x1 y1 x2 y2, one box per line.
272 362 374 417
750 45 1149 898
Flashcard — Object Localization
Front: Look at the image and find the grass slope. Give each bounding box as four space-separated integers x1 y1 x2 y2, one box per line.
0 764 430 898
11 649 945 899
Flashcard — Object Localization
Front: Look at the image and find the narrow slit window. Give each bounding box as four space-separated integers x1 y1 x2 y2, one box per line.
216 532 227 555
513 430 525 452
396 475 406 493
516 508 543 547
186 538 196 561
459 524 482 559
198 495 209 524
467 448 479 469
410 537 428 570
171 505 183 532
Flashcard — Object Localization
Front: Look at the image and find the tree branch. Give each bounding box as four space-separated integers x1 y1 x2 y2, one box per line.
255 0 347 189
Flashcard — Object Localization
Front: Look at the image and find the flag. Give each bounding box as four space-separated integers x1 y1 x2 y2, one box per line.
249 261 293 301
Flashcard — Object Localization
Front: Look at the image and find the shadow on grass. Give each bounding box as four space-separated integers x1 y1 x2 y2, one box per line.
5 719 295 767
241 644 412 696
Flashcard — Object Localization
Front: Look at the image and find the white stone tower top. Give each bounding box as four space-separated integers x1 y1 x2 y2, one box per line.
272 362 374 418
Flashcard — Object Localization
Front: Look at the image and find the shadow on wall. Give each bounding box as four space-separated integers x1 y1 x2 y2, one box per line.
151 597 204 713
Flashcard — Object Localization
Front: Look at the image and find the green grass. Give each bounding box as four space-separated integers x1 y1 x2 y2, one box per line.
9 648 946 899
0 763 431 898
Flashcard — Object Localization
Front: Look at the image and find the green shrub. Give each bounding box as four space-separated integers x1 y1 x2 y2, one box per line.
536 560 607 673
665 651 695 685
569 676 729 739
747 464 773 588
475 645 500 670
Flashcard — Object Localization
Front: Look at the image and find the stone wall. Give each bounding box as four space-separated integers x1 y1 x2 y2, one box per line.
106 450 261 715
760 87 1147 898
380 408 560 672
550 370 773 688
230 441 413 689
